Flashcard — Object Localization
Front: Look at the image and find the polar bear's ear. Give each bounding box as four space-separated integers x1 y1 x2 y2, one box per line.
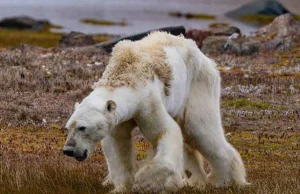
106 100 117 112
74 102 80 111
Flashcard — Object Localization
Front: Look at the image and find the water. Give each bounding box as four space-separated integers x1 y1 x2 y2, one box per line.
0 0 299 36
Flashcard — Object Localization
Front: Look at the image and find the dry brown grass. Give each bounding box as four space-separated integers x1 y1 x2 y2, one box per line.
0 127 299 194
0 42 300 193
0 44 109 126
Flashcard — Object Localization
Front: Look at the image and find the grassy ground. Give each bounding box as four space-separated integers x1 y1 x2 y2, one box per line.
0 41 299 193
0 128 299 194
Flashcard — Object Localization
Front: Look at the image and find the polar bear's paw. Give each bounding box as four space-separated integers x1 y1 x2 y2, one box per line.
182 177 206 190
109 185 131 194
133 160 182 193
207 172 232 188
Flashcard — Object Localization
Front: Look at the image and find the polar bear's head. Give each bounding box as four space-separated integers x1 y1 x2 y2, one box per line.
62 95 116 161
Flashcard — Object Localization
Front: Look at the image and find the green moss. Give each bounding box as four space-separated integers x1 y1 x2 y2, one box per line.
0 29 63 48
209 22 229 28
168 12 215 20
0 29 112 48
292 14 300 20
185 13 216 20
81 18 126 26
168 12 183 17
241 14 276 24
93 34 113 43
241 14 300 24
222 99 271 110
43 23 63 31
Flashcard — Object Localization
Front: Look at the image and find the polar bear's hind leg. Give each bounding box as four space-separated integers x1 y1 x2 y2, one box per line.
183 46 247 187
182 143 206 189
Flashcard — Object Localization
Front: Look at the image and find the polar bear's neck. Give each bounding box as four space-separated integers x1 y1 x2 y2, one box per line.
91 87 139 125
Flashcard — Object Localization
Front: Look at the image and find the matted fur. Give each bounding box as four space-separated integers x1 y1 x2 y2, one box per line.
94 31 188 96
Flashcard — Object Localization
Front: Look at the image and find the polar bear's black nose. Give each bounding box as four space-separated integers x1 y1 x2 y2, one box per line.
63 149 74 157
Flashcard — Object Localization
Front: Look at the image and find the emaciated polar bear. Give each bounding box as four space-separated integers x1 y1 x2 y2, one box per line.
63 31 248 192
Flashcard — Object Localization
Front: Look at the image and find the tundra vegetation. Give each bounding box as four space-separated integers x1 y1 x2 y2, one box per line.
0 34 299 194
240 14 300 24
0 29 113 48
81 18 127 26
168 12 216 20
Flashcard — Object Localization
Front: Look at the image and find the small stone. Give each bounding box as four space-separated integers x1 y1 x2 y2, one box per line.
94 62 102 66
41 53 53 58
59 31 96 48
185 29 212 48
202 36 259 55
201 36 228 53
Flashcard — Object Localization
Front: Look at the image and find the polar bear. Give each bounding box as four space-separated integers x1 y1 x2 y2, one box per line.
62 31 248 192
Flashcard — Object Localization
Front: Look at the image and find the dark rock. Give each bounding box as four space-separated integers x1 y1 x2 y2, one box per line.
0 16 46 30
185 30 212 48
37 19 50 26
226 0 291 20
202 35 259 55
96 26 185 53
59 31 96 48
168 12 183 17
257 13 300 37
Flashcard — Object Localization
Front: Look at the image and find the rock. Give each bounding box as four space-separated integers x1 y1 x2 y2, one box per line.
201 36 228 53
185 29 212 48
59 31 96 48
0 16 47 30
257 14 300 37
211 26 241 36
226 0 291 19
227 37 260 55
37 19 50 26
257 14 300 51
185 26 241 48
263 35 296 52
202 36 259 55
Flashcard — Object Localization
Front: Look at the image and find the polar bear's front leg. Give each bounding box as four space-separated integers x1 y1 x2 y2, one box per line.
101 120 136 193
133 103 184 192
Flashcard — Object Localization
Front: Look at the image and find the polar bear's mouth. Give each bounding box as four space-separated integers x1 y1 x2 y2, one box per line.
75 149 88 161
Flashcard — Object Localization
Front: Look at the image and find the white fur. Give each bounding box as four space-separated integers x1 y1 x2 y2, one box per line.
63 32 248 193
163 46 189 117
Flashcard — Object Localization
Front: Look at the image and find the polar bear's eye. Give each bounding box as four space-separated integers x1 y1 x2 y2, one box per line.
78 126 86 131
